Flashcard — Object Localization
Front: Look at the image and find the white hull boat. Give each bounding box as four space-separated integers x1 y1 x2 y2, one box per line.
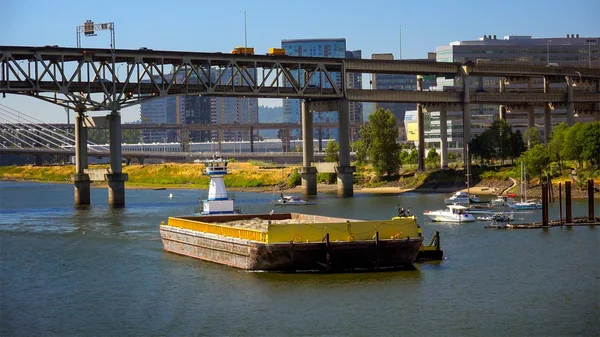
273 195 316 206
444 191 482 205
423 205 476 223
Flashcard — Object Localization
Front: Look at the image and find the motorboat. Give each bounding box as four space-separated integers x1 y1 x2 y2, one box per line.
509 200 542 210
477 212 514 222
491 195 516 207
273 194 317 206
444 191 482 205
423 205 476 223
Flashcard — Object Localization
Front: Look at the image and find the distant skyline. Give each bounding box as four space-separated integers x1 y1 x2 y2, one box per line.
1 0 598 123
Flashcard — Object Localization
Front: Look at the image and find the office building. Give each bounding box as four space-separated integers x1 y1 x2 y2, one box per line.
282 38 363 140
415 34 600 150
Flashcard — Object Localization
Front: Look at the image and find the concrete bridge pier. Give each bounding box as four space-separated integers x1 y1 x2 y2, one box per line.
566 76 574 125
498 78 506 120
462 76 471 171
300 99 317 196
439 105 448 169
543 77 552 144
106 112 128 207
318 125 323 152
417 76 425 171
527 78 535 130
250 125 254 153
73 112 90 205
336 99 355 197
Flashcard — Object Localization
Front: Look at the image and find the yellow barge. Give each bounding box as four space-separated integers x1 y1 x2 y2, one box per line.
160 213 423 272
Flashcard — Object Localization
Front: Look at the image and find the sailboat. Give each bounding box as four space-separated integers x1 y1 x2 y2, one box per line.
444 144 483 206
509 162 542 210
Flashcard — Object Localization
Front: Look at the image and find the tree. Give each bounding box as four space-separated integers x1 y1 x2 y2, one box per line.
562 122 585 168
353 140 367 164
509 130 526 163
358 108 400 177
521 144 550 181
580 121 600 169
523 127 542 149
547 122 569 174
324 140 339 162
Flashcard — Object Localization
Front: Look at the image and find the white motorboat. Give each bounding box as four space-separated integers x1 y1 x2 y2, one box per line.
444 191 481 205
273 194 317 206
491 195 516 207
423 205 476 223
509 201 542 210
477 212 514 222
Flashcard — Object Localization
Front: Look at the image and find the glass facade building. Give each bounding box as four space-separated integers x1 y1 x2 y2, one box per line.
281 38 362 140
423 34 600 151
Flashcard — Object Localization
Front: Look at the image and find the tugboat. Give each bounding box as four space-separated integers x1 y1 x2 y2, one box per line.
195 155 241 215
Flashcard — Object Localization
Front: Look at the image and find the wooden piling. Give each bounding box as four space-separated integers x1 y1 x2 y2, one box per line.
565 181 572 223
558 182 563 225
589 180 595 221
542 182 549 227
375 231 380 269
324 233 331 272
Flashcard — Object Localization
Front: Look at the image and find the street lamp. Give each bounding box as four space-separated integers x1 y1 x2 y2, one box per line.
399 23 406 60
240 10 247 50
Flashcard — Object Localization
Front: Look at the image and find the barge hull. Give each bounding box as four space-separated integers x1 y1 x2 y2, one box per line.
160 225 423 272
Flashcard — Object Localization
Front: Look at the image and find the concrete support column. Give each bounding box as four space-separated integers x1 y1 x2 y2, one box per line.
318 125 323 152
527 108 535 130
527 77 535 130
106 113 128 207
73 112 90 205
498 78 506 119
300 100 316 196
336 98 355 197
462 76 471 170
499 106 507 120
566 76 574 126
543 77 552 144
249 125 254 153
416 76 425 171
218 129 223 153
544 104 552 144
440 105 448 169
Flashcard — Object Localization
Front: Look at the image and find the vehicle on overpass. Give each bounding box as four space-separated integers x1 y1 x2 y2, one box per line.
267 48 286 56
231 46 254 55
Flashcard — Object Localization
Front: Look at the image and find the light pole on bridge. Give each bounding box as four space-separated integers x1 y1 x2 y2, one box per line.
240 10 247 51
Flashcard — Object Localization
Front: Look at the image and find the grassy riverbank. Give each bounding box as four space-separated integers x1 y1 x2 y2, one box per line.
1 161 597 197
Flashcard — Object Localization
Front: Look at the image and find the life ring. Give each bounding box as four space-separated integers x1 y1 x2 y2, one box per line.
392 232 403 239
348 235 355 242
293 234 302 243
424 210 430 213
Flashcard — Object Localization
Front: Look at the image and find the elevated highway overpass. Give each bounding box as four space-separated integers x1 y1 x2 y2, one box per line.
2 45 598 206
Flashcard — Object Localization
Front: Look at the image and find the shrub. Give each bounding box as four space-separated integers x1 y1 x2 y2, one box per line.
287 168 301 188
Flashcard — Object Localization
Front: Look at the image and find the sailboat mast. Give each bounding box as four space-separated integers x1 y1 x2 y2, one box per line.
466 144 471 206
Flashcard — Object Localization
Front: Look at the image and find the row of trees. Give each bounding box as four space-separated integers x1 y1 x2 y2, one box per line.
469 119 526 164
521 121 600 181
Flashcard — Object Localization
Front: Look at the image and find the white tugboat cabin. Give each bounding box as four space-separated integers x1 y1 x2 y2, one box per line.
196 155 240 215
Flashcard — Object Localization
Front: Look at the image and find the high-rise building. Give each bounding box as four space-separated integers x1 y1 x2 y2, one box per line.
140 68 258 144
212 68 259 141
281 38 363 140
412 34 600 151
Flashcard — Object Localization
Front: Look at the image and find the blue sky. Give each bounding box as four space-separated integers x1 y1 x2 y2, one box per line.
1 0 598 123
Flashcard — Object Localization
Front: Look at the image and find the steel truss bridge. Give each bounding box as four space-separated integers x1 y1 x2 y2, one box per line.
1 46 599 112
1 45 599 206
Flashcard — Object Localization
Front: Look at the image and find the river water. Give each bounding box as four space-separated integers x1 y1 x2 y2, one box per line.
1 181 598 336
